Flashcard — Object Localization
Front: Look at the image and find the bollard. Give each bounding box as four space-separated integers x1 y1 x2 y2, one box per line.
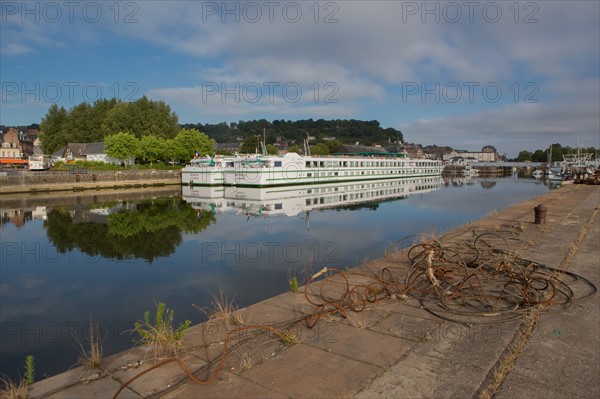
534 204 547 224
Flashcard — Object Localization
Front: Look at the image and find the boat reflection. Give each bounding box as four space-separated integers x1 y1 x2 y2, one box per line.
182 176 444 219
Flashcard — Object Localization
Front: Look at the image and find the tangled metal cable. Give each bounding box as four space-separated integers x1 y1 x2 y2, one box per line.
393 231 597 323
113 230 596 397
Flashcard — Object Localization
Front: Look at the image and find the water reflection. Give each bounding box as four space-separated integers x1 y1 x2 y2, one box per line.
43 198 216 263
182 176 444 220
0 176 549 380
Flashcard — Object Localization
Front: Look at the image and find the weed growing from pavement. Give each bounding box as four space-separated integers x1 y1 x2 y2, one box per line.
0 375 28 399
132 302 191 360
195 287 245 330
73 319 103 370
23 356 34 386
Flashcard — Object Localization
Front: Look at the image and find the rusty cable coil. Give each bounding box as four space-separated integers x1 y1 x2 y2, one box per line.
113 230 596 397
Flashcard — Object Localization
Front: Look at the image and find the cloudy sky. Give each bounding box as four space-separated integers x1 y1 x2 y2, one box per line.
1 1 598 156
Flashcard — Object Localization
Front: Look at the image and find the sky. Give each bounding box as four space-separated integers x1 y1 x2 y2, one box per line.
1 0 598 157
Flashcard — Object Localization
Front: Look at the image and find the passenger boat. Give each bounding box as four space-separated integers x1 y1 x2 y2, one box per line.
182 148 444 187
218 152 444 187
181 155 237 186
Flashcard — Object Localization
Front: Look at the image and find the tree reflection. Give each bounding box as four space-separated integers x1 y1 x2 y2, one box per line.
44 198 215 262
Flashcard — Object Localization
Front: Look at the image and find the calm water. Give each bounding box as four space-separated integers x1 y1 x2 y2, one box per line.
0 175 549 380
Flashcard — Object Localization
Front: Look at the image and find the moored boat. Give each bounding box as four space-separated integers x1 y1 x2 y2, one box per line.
223 152 444 187
181 155 238 186
182 150 444 187
461 165 479 176
531 169 544 178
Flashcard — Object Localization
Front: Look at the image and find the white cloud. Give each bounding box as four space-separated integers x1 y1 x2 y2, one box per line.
1 0 598 150
400 98 600 157
1 43 33 56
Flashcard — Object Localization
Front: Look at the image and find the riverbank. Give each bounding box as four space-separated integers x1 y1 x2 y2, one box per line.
0 169 181 196
20 184 600 398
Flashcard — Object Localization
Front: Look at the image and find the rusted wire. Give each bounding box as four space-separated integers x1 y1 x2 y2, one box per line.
113 230 596 397
398 231 596 323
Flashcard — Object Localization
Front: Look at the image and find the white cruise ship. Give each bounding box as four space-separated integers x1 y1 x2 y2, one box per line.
182 152 443 187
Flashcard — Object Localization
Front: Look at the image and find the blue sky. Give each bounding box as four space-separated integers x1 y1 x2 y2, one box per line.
1 0 598 157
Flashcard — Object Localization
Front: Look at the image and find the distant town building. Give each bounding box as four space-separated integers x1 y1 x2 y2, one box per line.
52 142 126 164
442 146 499 163
1 127 35 159
214 142 241 154
271 139 289 155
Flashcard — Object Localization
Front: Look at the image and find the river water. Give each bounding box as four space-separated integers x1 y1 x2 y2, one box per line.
0 175 550 380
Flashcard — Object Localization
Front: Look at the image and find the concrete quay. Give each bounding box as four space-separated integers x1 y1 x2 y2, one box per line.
0 169 180 196
25 185 599 399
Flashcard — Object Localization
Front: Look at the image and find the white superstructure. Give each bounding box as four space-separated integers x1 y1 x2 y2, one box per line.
180 155 238 186
183 152 443 187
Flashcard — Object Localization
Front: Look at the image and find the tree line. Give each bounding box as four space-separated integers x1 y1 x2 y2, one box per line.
38 98 405 163
39 97 180 154
516 143 599 163
39 97 213 164
182 118 403 147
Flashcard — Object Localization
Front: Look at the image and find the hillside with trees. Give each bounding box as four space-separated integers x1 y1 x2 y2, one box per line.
39 98 403 157
37 97 407 164
181 119 403 147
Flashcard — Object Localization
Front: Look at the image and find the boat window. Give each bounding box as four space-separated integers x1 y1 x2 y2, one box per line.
274 203 283 210
334 172 338 176
307 173 312 177
313 161 318 167
320 161 324 167
274 161 282 167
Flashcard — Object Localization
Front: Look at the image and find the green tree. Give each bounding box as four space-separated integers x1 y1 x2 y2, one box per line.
325 139 342 153
266 144 278 155
102 96 179 138
531 149 546 162
288 144 299 153
309 143 330 155
104 132 140 166
163 139 188 164
516 151 532 162
102 102 134 136
174 128 214 161
548 143 563 164
61 103 96 143
140 135 166 165
39 104 68 154
239 136 261 154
